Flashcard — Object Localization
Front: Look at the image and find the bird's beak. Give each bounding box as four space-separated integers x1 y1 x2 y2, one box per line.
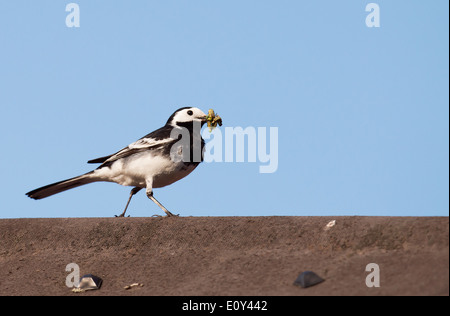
199 114 208 123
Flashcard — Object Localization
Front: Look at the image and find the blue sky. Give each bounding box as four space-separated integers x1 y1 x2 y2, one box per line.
0 1 448 218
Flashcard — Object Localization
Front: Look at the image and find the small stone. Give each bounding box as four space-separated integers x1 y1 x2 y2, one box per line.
293 271 325 288
324 220 336 231
72 274 102 292
124 283 144 290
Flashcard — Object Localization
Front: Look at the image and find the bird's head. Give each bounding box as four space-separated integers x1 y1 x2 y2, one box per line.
167 107 207 128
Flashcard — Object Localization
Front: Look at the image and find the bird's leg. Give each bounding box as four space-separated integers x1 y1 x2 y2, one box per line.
145 178 178 217
147 191 178 217
115 187 142 217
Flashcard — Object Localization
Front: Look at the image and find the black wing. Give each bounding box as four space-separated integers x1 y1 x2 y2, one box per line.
87 125 177 168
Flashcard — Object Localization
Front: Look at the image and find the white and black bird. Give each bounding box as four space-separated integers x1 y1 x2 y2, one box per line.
26 107 210 217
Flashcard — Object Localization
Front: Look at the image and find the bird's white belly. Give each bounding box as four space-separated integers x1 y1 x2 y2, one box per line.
93 151 198 189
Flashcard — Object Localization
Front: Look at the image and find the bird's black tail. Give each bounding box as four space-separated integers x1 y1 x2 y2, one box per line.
26 172 98 200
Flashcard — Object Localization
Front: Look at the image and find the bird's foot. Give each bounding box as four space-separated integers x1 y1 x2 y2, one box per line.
114 212 130 218
166 210 179 217
151 212 180 218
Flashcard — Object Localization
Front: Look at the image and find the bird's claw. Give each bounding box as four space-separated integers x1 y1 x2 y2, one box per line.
114 213 130 218
151 212 179 218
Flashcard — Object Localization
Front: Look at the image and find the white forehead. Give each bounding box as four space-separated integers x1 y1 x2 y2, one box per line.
170 107 205 124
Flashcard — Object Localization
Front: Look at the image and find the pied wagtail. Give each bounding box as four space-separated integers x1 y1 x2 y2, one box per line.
26 107 209 217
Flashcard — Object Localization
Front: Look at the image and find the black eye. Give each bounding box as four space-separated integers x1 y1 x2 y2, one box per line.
187 110 193 116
